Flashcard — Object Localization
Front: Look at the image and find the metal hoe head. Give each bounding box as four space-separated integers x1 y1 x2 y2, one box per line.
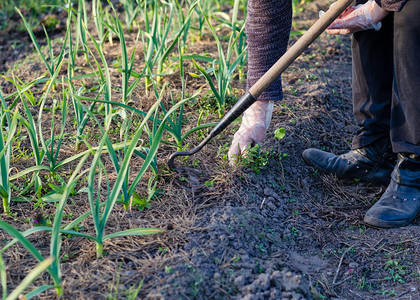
167 92 257 171
167 135 212 171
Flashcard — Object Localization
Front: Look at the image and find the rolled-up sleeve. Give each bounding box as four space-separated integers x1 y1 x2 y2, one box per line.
374 0 409 11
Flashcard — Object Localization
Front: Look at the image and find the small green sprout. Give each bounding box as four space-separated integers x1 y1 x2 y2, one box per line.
274 128 286 140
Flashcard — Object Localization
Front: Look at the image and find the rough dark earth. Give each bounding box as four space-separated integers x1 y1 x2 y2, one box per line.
144 4 420 299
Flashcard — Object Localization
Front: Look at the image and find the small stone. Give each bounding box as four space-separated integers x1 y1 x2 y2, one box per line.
302 177 312 187
246 282 257 294
291 291 304 299
271 271 282 288
213 272 221 281
267 200 277 211
282 271 301 291
270 288 282 299
264 188 275 197
234 275 245 287
349 262 359 269
241 254 250 263
242 294 256 300
208 241 218 249
256 273 270 290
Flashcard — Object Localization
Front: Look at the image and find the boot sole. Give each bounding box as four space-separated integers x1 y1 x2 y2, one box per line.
363 215 412 228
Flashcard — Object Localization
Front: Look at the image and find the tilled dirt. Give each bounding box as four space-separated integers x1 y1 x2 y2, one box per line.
1 1 419 300
143 4 420 299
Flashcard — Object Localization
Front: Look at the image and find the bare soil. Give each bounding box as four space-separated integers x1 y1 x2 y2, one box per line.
0 1 419 300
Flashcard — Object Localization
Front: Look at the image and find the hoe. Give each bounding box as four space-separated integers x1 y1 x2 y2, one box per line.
168 0 353 171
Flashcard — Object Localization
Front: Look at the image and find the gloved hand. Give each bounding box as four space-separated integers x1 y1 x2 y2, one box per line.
228 100 274 165
321 0 388 35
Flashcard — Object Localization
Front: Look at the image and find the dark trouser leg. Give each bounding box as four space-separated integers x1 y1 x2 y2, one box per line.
391 0 420 155
364 1 420 228
301 6 397 184
351 8 394 149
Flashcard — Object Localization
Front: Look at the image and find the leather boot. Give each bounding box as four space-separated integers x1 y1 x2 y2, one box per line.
302 139 396 185
364 153 420 228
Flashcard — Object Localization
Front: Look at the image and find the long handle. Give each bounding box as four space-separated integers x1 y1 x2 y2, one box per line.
168 0 353 171
250 0 353 98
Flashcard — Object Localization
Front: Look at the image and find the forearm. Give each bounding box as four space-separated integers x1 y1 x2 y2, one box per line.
246 0 292 101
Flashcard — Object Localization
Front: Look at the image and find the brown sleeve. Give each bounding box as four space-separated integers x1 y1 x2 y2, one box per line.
246 0 292 101
374 0 409 11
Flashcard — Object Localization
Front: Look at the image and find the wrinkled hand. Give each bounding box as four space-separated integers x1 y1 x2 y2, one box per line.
228 101 274 165
325 0 388 35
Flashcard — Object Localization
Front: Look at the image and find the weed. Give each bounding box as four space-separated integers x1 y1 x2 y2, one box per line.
384 259 407 283
289 86 298 96
256 261 263 274
232 254 241 263
257 243 266 253
278 152 289 161
306 73 318 81
274 128 286 140
291 226 300 237
377 287 397 297
204 176 218 187
237 144 271 174
125 280 144 300
358 224 368 234
158 247 169 255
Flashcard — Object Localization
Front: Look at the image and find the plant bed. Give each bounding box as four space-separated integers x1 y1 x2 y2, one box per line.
0 0 419 299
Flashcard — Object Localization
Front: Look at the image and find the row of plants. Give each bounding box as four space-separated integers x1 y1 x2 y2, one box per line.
0 0 252 298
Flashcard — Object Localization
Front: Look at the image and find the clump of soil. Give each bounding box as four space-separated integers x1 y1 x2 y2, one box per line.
0 1 418 300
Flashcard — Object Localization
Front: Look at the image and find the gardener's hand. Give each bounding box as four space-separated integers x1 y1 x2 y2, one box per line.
326 0 388 35
228 100 274 165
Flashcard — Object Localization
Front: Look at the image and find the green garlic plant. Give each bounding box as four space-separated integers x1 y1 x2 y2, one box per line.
193 0 247 117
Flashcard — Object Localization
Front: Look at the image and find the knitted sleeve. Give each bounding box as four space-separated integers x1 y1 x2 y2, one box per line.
246 0 292 101
374 0 408 11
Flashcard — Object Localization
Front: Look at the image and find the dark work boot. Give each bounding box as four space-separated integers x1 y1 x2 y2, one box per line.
302 139 397 185
364 153 420 228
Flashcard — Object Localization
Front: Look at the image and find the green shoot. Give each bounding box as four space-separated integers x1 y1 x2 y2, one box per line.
0 221 63 296
194 1 247 117
1 254 53 300
15 8 68 92
0 90 19 213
